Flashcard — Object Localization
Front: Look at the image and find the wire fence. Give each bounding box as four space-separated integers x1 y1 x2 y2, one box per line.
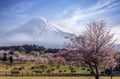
0 72 120 77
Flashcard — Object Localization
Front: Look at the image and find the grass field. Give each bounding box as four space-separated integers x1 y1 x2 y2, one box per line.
0 77 120 79
0 62 90 74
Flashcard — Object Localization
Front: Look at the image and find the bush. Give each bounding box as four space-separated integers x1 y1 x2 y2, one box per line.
38 64 48 69
59 70 62 73
113 66 120 72
90 71 94 74
64 70 66 72
18 67 24 70
69 66 72 69
105 69 111 75
13 67 18 70
46 70 51 73
100 71 104 74
87 69 90 71
11 70 20 74
6 67 8 69
51 68 55 71
81 67 86 70
70 68 74 71
71 70 76 73
30 64 48 72
31 66 35 69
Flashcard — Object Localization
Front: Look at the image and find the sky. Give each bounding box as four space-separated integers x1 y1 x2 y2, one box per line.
0 0 120 43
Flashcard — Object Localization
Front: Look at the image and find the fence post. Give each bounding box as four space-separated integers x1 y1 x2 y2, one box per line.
11 72 12 77
27 72 28 76
5 72 7 76
21 72 23 76
32 72 33 76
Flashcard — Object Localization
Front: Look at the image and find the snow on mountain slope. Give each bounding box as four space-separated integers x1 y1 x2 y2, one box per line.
0 18 72 48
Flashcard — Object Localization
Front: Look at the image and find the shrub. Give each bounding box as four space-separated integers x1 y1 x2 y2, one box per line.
51 68 55 71
64 70 66 72
105 69 111 75
90 71 94 74
46 70 51 73
71 70 76 73
69 66 72 69
31 66 35 69
87 69 90 71
38 64 48 69
31 64 48 72
100 71 104 74
59 70 62 73
70 68 74 71
18 67 24 70
13 67 18 70
81 67 86 70
11 70 20 74
6 67 8 69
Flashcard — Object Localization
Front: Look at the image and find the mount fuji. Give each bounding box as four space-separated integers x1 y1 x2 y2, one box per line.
0 18 72 48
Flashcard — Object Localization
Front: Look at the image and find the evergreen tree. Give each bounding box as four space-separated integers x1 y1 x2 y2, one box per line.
2 53 7 63
9 55 13 64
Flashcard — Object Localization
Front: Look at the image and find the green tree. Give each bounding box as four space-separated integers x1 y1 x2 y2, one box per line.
9 55 13 64
2 53 7 63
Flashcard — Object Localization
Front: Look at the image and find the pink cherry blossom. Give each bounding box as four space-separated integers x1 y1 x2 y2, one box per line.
64 21 116 79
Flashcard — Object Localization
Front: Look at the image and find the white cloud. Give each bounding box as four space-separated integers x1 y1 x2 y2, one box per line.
55 0 120 35
111 25 120 44
108 1 120 8
107 15 120 26
87 0 116 12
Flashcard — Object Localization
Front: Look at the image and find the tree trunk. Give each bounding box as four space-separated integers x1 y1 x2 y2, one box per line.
94 63 99 79
88 63 95 75
95 75 99 79
110 67 113 79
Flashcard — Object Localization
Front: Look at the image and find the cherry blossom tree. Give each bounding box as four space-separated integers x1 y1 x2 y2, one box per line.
48 56 66 67
64 21 116 79
56 49 81 66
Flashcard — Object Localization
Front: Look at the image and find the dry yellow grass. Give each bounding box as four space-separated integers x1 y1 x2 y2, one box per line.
0 77 119 79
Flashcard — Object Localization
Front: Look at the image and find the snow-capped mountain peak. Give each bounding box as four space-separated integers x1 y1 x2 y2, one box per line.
0 18 72 48
24 17 72 34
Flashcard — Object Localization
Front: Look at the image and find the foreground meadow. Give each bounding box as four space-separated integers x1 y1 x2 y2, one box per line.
0 77 120 79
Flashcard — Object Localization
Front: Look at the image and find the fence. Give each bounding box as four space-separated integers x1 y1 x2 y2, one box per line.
0 72 120 77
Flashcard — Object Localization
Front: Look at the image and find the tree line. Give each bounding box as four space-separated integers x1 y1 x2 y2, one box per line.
0 44 60 54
